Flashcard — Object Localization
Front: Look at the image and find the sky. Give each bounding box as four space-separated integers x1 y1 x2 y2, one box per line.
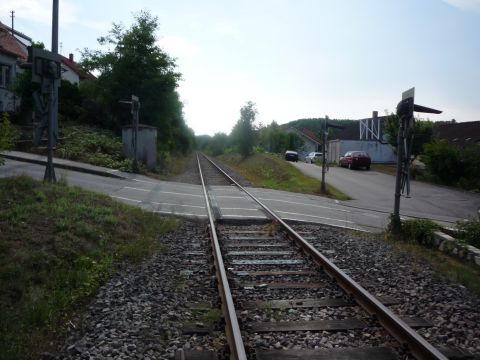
1 0 479 136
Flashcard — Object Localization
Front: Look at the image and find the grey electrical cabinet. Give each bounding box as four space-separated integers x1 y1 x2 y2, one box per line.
122 125 157 169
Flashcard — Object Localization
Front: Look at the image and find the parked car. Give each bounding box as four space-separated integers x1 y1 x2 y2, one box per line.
284 150 298 162
339 151 371 170
305 152 323 164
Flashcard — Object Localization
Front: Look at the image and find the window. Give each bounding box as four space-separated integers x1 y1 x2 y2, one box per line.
0 64 12 88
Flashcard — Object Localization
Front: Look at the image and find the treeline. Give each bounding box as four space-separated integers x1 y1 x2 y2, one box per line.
14 11 194 156
196 101 305 157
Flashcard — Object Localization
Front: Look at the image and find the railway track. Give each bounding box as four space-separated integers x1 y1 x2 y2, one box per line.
182 153 461 360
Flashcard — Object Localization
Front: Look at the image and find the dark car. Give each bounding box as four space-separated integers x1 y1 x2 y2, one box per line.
339 151 371 170
284 150 298 162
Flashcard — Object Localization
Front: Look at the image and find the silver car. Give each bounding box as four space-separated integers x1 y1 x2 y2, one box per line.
305 152 323 164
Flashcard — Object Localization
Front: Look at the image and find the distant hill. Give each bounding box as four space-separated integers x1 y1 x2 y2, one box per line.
281 118 357 140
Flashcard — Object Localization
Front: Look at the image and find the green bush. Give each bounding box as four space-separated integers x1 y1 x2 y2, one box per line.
55 125 133 170
400 218 443 245
422 140 462 185
457 215 480 248
0 113 19 165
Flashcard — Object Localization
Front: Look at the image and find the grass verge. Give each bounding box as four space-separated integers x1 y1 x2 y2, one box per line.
218 153 351 200
0 176 177 359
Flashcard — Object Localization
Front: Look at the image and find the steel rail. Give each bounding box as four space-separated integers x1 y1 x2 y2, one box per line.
196 154 247 360
200 153 447 360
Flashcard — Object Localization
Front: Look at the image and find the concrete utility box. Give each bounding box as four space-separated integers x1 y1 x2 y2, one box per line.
122 125 157 169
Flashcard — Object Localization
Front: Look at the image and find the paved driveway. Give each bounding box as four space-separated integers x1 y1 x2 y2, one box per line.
293 162 480 225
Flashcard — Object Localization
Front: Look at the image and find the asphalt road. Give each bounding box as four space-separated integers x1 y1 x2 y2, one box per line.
293 162 480 224
1 158 392 232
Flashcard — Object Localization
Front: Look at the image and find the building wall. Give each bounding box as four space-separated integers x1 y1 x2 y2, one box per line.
328 140 396 164
61 65 80 85
0 53 17 112
122 125 157 169
286 128 320 160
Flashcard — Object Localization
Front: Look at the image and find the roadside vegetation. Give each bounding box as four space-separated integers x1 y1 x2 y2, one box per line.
11 11 194 176
386 217 480 295
384 115 480 192
0 113 19 165
219 153 351 200
0 176 176 359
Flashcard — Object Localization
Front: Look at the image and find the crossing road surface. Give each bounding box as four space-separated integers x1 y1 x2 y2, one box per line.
2 157 478 232
293 162 480 225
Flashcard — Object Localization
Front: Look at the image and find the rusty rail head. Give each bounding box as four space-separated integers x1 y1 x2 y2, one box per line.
196 154 247 360
200 153 448 360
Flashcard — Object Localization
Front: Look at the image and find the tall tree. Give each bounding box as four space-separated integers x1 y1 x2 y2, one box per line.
230 101 257 157
384 114 434 156
80 11 191 153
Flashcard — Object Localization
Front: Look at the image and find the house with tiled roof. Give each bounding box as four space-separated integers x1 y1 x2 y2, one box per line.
433 121 480 147
285 127 322 159
0 21 29 112
61 53 96 85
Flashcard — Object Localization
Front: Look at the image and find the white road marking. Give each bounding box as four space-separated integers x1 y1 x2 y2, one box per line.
221 214 267 219
275 210 354 224
124 186 149 192
215 195 247 199
151 202 205 209
153 210 207 217
132 178 199 189
259 197 350 213
123 186 203 198
111 195 141 203
221 208 262 212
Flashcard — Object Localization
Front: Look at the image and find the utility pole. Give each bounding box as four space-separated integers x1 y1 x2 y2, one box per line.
320 116 328 194
392 88 441 233
10 10 15 36
43 0 59 182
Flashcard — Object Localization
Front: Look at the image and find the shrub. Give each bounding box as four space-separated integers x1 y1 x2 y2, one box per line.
457 215 480 248
0 112 19 165
422 140 462 185
400 218 443 245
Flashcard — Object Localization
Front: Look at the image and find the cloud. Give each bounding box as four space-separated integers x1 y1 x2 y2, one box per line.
0 0 79 25
442 0 480 12
158 35 199 57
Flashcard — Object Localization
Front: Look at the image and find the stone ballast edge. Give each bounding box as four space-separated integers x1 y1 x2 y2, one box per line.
433 231 480 267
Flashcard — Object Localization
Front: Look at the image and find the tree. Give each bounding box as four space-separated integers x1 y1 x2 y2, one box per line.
230 101 257 157
208 133 229 156
257 121 287 153
384 114 434 156
80 11 191 153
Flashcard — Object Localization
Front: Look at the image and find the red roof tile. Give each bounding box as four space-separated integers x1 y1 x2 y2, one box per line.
60 54 96 81
0 22 27 61
300 128 321 143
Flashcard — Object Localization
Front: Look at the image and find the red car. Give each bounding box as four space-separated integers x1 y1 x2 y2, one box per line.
339 151 371 170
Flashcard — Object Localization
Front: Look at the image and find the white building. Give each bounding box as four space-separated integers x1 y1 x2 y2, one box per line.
328 112 396 164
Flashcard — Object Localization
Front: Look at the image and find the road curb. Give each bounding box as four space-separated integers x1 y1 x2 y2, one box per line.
0 153 128 180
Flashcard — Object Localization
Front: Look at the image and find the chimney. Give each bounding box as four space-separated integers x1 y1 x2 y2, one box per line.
69 53 74 62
